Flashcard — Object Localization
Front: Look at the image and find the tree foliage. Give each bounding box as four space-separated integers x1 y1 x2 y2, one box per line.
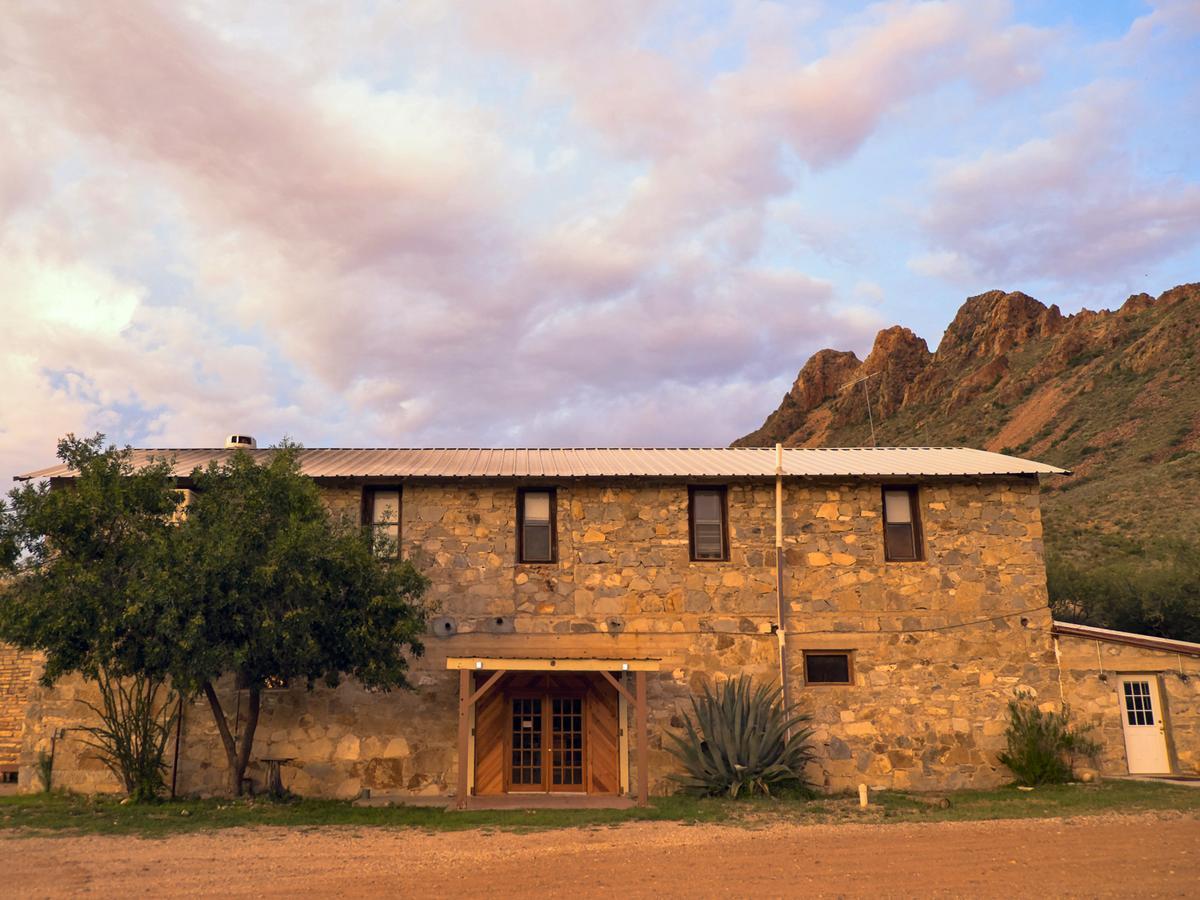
666 676 815 798
0 435 180 800
1048 540 1200 644
170 440 430 794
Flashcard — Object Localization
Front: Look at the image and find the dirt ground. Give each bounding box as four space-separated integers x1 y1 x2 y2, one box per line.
4 811 1198 898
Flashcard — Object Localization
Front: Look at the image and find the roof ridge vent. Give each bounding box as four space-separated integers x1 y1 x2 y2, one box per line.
224 434 257 449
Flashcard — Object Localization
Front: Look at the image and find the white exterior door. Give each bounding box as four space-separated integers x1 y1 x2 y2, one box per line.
1117 676 1171 774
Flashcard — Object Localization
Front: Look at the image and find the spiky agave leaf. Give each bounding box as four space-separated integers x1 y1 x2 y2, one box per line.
666 674 815 797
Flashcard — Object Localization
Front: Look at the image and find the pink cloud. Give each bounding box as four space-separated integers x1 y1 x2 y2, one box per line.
6 0 1188 494
917 83 1200 284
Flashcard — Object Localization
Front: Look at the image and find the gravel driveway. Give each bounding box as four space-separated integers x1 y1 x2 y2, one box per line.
5 811 1198 898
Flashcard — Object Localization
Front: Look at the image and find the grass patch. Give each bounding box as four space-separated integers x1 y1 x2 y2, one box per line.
0 792 731 837
2 781 1196 838
867 780 1200 823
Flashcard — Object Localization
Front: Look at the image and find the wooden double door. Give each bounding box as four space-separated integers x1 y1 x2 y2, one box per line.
474 673 621 795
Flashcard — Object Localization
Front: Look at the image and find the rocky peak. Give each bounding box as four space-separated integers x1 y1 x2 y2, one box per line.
789 349 862 413
732 348 861 446
853 326 932 417
937 290 1064 360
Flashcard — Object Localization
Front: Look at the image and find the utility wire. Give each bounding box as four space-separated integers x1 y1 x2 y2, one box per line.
452 605 1051 638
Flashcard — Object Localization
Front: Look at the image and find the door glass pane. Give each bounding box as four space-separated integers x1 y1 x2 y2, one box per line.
884 490 912 524
510 698 543 785
1123 681 1155 726
551 697 584 787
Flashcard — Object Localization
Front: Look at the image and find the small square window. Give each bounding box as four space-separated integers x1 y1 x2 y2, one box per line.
0 770 17 785
519 488 556 563
803 651 853 685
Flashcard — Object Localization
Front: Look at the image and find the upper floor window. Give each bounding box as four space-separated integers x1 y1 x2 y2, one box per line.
689 486 728 561
882 485 922 561
518 488 556 563
362 486 401 558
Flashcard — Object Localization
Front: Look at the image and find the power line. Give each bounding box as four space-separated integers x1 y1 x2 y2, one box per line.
450 605 1051 639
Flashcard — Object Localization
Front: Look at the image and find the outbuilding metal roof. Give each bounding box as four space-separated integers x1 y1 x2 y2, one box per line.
1052 621 1200 657
16 446 1068 481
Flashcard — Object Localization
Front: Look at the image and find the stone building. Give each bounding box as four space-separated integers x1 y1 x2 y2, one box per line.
3 445 1197 802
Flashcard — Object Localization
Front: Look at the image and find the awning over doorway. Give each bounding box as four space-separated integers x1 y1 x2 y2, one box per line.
447 656 659 809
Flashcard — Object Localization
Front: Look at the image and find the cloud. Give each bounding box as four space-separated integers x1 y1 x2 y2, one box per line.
0 0 1195 490
915 82 1200 285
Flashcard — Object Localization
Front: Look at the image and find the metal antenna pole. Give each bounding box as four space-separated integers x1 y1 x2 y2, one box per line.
839 371 881 447
862 379 876 447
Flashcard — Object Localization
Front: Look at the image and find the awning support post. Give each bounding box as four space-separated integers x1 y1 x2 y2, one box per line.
456 669 470 810
635 670 648 807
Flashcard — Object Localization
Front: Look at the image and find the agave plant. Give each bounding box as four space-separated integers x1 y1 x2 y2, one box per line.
666 675 815 798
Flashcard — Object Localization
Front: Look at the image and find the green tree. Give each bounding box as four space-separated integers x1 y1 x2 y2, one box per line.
0 435 180 801
1048 540 1200 643
170 441 430 795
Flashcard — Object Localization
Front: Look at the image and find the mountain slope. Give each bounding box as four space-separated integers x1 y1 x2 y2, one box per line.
736 284 1200 565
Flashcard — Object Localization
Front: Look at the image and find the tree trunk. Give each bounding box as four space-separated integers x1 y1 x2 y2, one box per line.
236 686 261 794
202 681 240 795
202 680 261 796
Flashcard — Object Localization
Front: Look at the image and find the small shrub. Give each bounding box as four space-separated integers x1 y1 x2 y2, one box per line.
666 675 815 798
77 671 178 803
997 692 1100 786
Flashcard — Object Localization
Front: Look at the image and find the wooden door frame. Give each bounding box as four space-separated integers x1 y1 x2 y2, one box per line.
501 683 589 794
505 690 549 792
546 691 588 794
1116 672 1176 775
454 662 652 809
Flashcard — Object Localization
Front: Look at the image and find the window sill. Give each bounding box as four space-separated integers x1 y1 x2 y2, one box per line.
801 682 855 688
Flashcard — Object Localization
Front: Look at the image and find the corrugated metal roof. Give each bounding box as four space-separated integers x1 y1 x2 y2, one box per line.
1052 621 1200 657
16 446 1069 481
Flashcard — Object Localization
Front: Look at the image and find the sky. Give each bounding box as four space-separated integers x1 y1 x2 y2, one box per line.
2 0 1199 485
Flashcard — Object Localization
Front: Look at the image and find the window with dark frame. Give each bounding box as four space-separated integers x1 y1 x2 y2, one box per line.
518 488 556 563
689 486 728 561
882 485 922 561
362 486 402 558
803 651 853 685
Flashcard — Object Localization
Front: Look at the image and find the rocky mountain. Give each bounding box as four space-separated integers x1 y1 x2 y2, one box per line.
736 284 1200 566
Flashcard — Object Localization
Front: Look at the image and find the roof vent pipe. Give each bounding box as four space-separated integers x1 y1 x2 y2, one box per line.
224 434 257 449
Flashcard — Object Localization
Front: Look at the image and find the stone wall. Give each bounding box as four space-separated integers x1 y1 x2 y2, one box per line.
1056 634 1200 775
19 475 1061 797
1 644 36 773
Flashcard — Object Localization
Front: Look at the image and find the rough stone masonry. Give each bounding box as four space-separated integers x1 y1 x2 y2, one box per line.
11 473 1070 797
